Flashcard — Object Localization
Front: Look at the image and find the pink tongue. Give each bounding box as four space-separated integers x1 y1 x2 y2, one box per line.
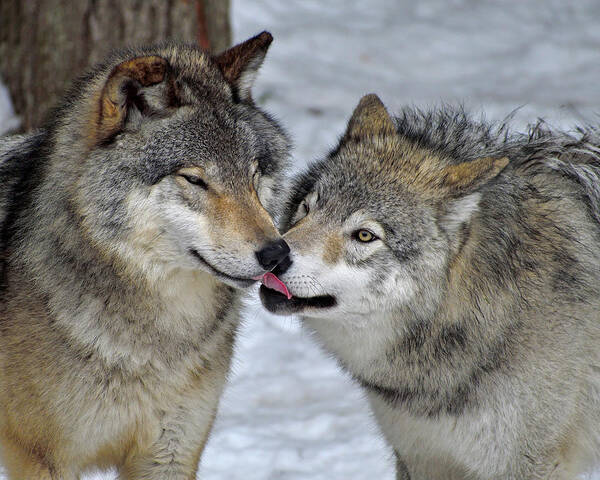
261 272 292 300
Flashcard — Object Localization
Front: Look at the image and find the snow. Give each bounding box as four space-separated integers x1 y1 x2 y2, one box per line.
0 83 19 136
2 0 600 478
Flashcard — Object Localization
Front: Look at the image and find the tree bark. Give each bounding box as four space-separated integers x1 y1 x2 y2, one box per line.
197 0 231 54
0 0 231 131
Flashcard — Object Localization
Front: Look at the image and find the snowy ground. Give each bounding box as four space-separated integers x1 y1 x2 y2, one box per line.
2 0 600 478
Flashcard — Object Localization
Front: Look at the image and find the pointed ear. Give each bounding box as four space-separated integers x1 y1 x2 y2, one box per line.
440 192 482 237
438 157 509 240
215 31 273 102
345 94 395 139
440 156 509 196
89 55 177 147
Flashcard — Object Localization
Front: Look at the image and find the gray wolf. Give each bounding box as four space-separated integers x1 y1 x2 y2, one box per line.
0 32 290 479
260 94 600 479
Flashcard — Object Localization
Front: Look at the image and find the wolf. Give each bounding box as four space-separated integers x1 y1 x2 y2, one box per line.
0 32 291 479
260 94 600 479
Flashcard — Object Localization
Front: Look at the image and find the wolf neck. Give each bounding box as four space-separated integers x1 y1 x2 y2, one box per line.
302 267 514 418
303 306 432 382
303 310 401 376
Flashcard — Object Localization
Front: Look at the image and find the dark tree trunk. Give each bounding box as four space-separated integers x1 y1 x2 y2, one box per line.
0 0 231 131
196 0 231 54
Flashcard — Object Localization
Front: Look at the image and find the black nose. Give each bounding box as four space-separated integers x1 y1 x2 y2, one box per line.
272 255 292 276
255 239 290 271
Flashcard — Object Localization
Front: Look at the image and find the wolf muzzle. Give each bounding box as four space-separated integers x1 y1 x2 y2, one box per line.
255 239 290 271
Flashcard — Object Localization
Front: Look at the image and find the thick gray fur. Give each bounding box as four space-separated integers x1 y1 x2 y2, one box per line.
0 38 289 479
271 100 600 480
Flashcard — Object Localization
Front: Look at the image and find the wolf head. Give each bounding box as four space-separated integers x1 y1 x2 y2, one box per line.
260 94 508 319
29 33 291 290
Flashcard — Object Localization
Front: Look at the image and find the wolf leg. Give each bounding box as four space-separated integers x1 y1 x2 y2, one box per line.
0 435 53 480
395 451 411 480
119 407 217 480
523 459 578 480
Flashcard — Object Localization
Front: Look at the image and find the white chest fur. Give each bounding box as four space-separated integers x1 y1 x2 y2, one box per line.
303 313 522 479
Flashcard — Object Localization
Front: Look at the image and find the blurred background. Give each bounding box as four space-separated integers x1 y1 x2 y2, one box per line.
2 1 600 478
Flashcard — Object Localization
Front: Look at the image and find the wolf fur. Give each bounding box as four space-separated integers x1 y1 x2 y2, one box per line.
0 32 290 479
260 94 600 479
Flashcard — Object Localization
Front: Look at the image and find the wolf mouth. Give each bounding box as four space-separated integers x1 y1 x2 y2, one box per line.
189 249 255 287
259 285 336 314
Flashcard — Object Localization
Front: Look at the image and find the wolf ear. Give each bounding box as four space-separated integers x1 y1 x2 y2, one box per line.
439 157 509 237
89 55 177 147
440 192 483 238
215 31 273 102
345 94 396 139
440 156 509 196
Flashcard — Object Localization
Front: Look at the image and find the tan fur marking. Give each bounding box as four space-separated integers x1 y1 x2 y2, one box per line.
323 233 343 265
208 192 278 245
441 156 509 193
284 216 322 255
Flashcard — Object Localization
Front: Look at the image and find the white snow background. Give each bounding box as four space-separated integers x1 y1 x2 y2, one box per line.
1 0 600 478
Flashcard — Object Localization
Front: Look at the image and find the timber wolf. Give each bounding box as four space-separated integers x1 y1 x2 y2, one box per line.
260 94 600 479
0 32 290 479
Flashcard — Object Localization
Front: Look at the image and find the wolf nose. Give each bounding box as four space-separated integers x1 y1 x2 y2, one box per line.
256 239 290 271
272 255 292 276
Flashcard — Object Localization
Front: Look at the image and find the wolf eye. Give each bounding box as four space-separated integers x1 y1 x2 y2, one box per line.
301 199 309 216
181 174 208 190
354 229 377 243
291 198 310 225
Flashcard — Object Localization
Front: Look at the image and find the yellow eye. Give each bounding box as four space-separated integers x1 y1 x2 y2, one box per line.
355 229 376 243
